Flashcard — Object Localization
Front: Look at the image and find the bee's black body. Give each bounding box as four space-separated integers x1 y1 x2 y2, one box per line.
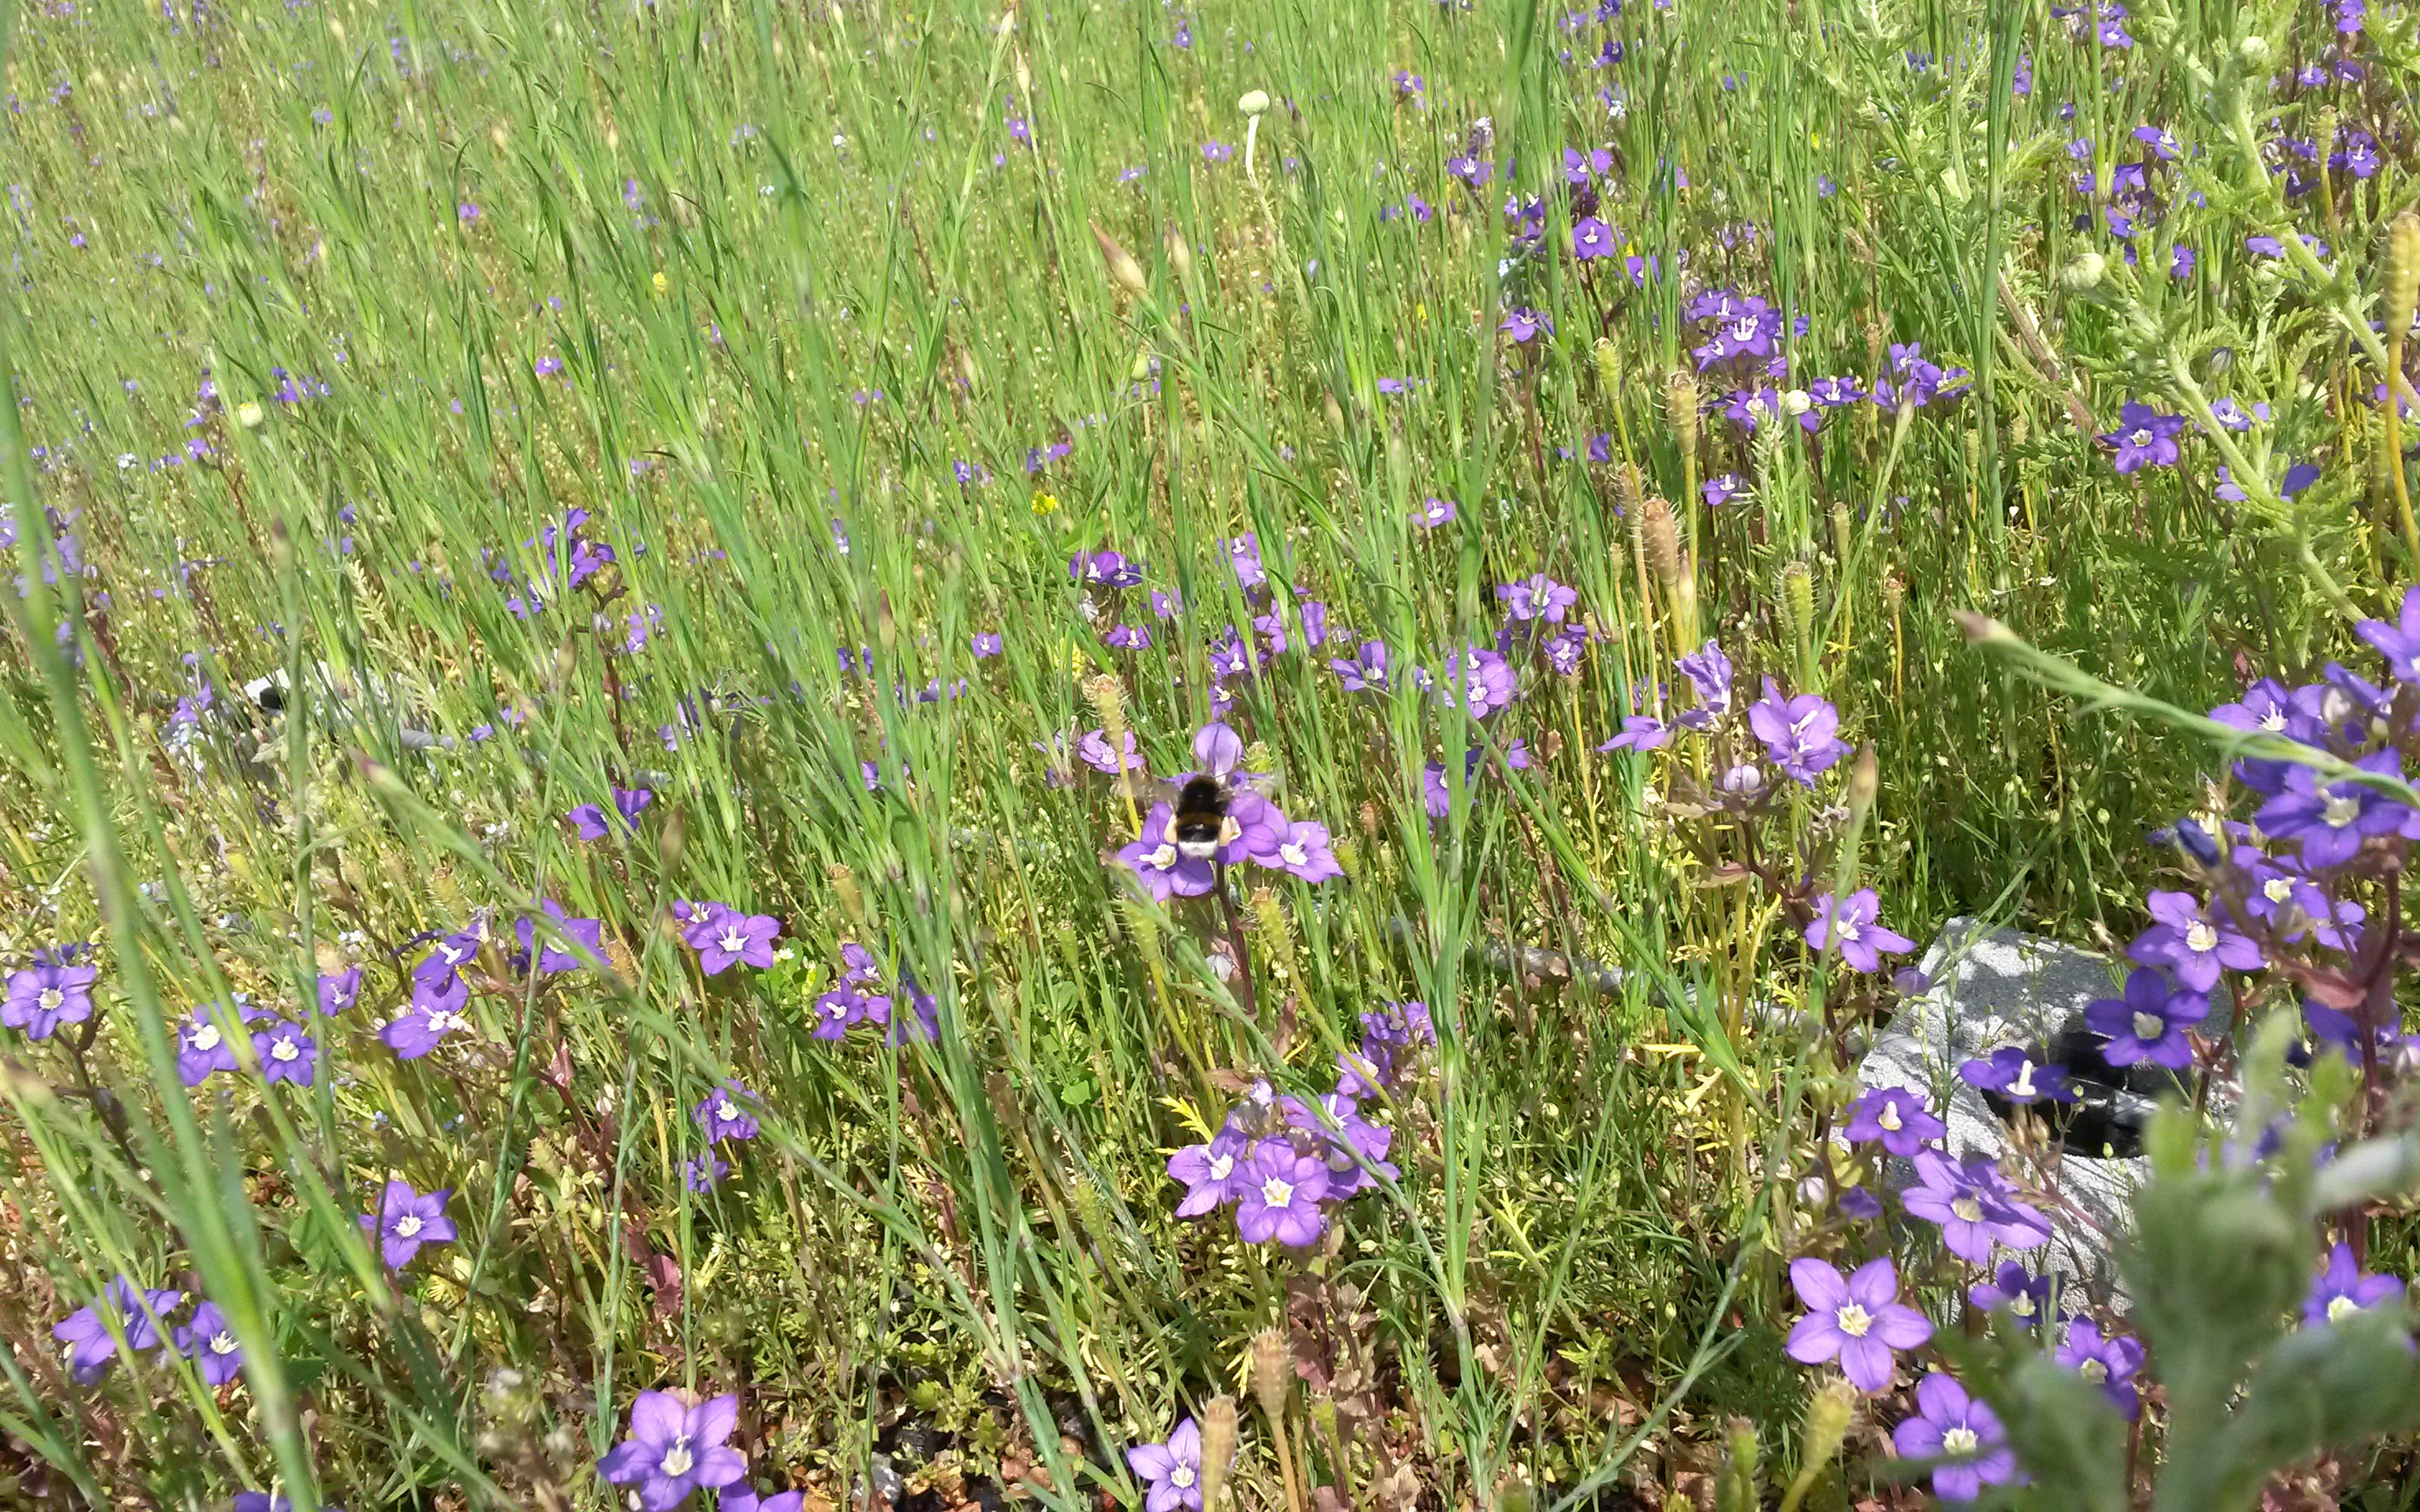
1170 776 1228 860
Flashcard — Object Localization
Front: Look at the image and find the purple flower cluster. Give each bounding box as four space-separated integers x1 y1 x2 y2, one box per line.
1166 1080 1400 1249
678 902 781 975
1116 723 1343 899
812 943 939 1043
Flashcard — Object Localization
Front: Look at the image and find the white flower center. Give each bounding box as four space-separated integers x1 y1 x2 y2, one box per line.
2009 1293 2036 1318
1835 919 1861 943
1149 844 1177 868
1834 1303 1873 1338
1281 841 1308 866
1877 1104 1903 1132
2011 1061 2039 1098
209 1331 237 1356
2329 1294 2361 1323
1261 1176 1295 1208
660 1440 694 1478
718 927 746 953
271 1036 299 1062
1208 1154 1233 1180
1730 318 1758 341
2323 792 2362 828
428 1009 462 1033
1171 1467 1196 1489
191 1024 221 1051
2259 709 2287 732
2079 1358 2108 1383
1941 1426 1979 1457
1952 1196 1984 1223
394 1214 423 1238
2130 428 2152 446
2132 1010 2164 1041
2185 921 2217 953
38 988 63 1012
2265 878 2295 903
716 1098 737 1121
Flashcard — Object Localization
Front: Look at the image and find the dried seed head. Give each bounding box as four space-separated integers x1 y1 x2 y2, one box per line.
1640 497 1683 593
1614 460 1646 516
1882 565 1907 614
1084 673 1126 741
1198 1397 1239 1509
2389 211 2420 339
657 805 687 870
1848 743 1879 818
1090 220 1149 297
1250 1328 1291 1421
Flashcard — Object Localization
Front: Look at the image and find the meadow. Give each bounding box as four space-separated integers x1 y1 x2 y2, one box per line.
7 0 2420 1505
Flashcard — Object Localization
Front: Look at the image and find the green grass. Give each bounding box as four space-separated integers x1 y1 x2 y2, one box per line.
0 0 2413 1504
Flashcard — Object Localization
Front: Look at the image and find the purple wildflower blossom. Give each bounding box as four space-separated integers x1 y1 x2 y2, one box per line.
1842 1086 1946 1157
1116 804 1218 900
3 959 96 1040
1128 1419 1211 1512
596 1392 749 1511
1892 1374 2019 1503
2055 1318 2145 1418
2255 751 2415 870
2084 967 2209 1069
1168 1130 1254 1216
1968 1262 2059 1328
175 1300 246 1386
317 966 361 1017
515 900 603 974
695 912 780 974
694 1082 762 1143
251 1020 318 1086
1804 890 1916 974
1784 1256 1933 1392
1904 1150 2050 1263
2305 1241 2405 1325
1234 1141 1330 1247
2126 890 2263 991
1747 679 1848 782
53 1276 182 1383
382 971 472 1059
1959 1046 2075 1103
361 1179 457 1269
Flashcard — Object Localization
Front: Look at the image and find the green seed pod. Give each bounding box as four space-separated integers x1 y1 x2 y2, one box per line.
1797 1379 1857 1485
1778 560 1817 665
1665 369 1701 459
2388 211 2420 340
1714 1418 1761 1512
1642 497 1683 593
1591 336 1621 395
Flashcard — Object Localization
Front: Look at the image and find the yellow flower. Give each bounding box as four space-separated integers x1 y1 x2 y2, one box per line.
1032 490 1060 516
651 270 669 296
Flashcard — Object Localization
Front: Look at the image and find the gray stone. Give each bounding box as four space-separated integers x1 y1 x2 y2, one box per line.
1860 917 2144 1303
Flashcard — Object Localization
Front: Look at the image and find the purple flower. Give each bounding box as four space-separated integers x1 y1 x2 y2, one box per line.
1784 1256 1933 1392
1903 1150 2050 1264
694 1082 762 1143
1235 1141 1330 1247
251 1020 318 1087
1116 804 1217 901
2125 890 2263 993
1496 572 1578 623
1891 1373 2019 1503
1838 1185 1883 1220
361 1179 457 1269
1128 1418 1213 1512
1571 215 1615 259
1218 790 1289 867
1748 679 1848 783
695 912 780 975
2305 1242 2404 1326
2090 401 2187 472
2083 967 2208 1069
1413 497 1457 528
1804 891 1916 974
684 1155 732 1192
811 985 886 1039
1106 623 1154 651
1079 729 1146 774
1500 308 1551 343
2255 751 2418 872
1597 716 1670 754
516 900 603 974
1267 819 1342 882
176 1003 255 1086
972 631 1004 658
1958 1046 2075 1104
3 959 95 1039
1168 1130 1254 1216
1674 640 1735 727
570 786 653 841
1702 472 1742 507
1968 1262 2059 1329
174 1300 245 1386
1842 1086 1946 1156
1224 534 1265 589
317 966 361 1017
1284 1092 1398 1197
1431 646 1516 718
53 1276 182 1383
1329 640 1390 692
596 1392 749 1511
2055 1318 2145 1418
722 1489 802 1512
382 971 472 1059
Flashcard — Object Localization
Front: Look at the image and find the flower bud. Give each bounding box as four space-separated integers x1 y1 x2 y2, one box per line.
2388 211 2420 340
1781 389 1811 417
1165 225 1194 283
1591 336 1621 395
1238 89 1270 117
1848 743 1878 818
1198 1397 1239 1510
658 805 686 870
1090 220 1148 297
1881 565 1907 615
2238 33 2271 67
